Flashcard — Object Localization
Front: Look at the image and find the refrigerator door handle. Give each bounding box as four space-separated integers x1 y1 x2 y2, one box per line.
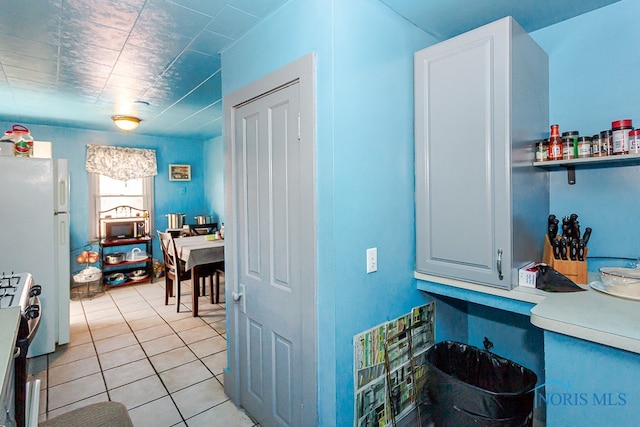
58 179 67 208
55 159 70 213
58 217 67 246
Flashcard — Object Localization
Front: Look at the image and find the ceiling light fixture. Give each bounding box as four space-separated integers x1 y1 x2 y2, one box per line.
111 115 141 132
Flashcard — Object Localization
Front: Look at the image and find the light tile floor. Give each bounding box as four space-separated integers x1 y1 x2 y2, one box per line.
28 277 258 427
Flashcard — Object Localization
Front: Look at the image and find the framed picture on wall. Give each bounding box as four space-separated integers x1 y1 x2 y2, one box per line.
169 164 191 181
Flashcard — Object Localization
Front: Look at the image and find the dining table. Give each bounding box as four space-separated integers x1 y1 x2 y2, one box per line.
171 235 225 316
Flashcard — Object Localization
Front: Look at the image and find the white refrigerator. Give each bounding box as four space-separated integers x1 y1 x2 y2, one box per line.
0 157 70 357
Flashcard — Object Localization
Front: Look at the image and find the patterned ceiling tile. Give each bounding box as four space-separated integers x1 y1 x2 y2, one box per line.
60 18 130 52
3 66 57 86
62 0 141 31
136 0 212 39
167 0 229 18
5 76 57 92
0 52 58 77
206 5 258 40
189 30 233 56
123 30 192 68
111 60 162 85
0 1 275 137
59 43 121 69
161 104 223 136
59 56 114 81
170 71 222 110
0 10 61 46
229 0 289 18
0 35 59 62
148 51 220 106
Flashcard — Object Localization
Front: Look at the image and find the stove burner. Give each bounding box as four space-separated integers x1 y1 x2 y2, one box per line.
0 273 19 309
0 272 31 310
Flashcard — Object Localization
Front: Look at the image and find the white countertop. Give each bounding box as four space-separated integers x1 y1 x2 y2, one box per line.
415 271 640 355
0 307 21 393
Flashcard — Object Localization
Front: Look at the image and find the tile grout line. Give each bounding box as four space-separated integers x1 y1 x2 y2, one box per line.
41 279 228 424
112 280 226 423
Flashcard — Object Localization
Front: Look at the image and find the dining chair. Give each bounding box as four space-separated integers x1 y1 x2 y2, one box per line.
157 230 190 311
192 261 224 304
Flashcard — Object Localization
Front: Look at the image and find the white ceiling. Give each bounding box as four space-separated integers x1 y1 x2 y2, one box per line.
0 0 620 139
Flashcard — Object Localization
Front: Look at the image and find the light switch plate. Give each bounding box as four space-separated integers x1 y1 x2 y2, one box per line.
367 247 377 273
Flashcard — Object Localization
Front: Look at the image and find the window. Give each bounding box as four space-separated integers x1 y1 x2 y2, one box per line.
88 173 154 240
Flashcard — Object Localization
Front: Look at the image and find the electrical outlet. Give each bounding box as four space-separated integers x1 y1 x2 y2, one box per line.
366 247 377 273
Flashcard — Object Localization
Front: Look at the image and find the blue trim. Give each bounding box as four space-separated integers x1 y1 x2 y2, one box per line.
417 280 535 316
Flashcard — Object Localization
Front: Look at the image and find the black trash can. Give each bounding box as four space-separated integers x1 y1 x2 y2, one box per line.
425 341 537 427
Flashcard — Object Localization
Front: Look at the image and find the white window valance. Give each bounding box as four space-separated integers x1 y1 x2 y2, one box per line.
85 144 157 181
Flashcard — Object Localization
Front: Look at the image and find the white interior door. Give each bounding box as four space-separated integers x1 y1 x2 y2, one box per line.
225 54 317 427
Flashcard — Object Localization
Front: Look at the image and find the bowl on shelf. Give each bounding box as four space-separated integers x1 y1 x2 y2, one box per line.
105 252 125 264
128 269 148 281
130 269 146 278
106 273 127 285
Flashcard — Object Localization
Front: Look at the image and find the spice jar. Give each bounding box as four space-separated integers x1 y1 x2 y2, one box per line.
600 130 612 155
611 119 632 155
629 129 640 154
548 124 562 161
561 131 578 160
536 139 548 162
577 136 591 158
591 134 604 157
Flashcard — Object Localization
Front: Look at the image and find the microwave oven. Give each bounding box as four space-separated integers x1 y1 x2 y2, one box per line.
100 218 147 240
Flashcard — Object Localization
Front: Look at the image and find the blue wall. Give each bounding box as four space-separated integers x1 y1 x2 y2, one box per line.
531 0 640 263
204 135 225 224
0 121 215 262
222 0 436 424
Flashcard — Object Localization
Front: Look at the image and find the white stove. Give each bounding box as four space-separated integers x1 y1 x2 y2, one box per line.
0 272 41 427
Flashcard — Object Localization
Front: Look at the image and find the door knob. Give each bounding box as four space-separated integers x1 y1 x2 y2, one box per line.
232 291 244 302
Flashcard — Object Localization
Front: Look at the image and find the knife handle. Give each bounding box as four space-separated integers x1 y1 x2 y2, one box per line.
560 238 568 260
570 239 578 260
582 227 592 246
552 238 561 259
578 240 586 261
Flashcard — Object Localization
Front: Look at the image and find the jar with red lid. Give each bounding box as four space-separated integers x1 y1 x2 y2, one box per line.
11 125 33 157
629 129 640 154
611 119 632 155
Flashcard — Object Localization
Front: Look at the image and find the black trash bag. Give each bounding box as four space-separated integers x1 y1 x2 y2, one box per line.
425 341 537 427
536 264 585 292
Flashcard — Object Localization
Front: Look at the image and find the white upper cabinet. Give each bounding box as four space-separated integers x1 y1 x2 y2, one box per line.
415 16 549 289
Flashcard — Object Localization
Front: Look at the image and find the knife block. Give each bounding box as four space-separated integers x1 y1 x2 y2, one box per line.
542 235 588 284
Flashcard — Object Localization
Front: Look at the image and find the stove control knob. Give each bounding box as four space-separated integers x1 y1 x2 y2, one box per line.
25 305 39 319
29 284 42 297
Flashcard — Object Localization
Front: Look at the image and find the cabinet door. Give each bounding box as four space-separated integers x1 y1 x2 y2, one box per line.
415 19 511 288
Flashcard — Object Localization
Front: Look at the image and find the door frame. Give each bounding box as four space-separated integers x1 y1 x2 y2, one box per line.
223 53 318 424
